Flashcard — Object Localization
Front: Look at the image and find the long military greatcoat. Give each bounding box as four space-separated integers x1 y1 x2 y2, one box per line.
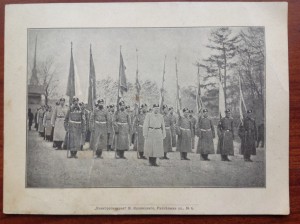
163 113 173 153
43 110 53 137
113 110 131 150
89 108 108 150
196 116 215 154
169 113 177 147
37 108 45 133
64 105 86 151
143 112 166 158
51 105 68 141
217 117 234 155
190 115 197 149
133 112 146 152
107 111 114 145
238 117 257 156
176 116 192 153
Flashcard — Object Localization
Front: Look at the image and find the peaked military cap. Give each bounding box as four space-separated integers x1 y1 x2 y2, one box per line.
225 109 231 113
247 109 253 113
59 98 65 102
163 104 168 110
153 104 159 108
72 96 79 102
183 108 189 112
97 99 104 104
203 108 208 112
141 104 148 108
119 101 125 106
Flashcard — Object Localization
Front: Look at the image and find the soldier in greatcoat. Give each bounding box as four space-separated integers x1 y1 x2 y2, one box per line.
238 110 257 162
79 102 88 150
176 108 193 160
106 105 114 151
196 109 215 161
133 104 147 159
161 105 173 160
37 105 46 137
217 109 235 161
189 110 197 150
64 97 86 159
43 106 53 141
169 107 177 148
89 99 108 159
143 104 166 166
113 101 131 159
51 98 68 149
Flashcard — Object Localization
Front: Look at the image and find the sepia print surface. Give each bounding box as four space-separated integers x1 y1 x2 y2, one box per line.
26 27 266 188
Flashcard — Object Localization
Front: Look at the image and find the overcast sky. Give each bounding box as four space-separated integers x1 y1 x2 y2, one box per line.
28 27 243 102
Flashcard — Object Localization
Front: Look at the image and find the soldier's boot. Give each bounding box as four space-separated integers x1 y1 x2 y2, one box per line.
180 152 184 160
221 155 226 161
153 158 159 166
164 153 169 160
149 157 154 166
184 152 190 160
225 155 231 162
95 149 103 159
121 151 127 159
80 145 83 151
139 152 146 159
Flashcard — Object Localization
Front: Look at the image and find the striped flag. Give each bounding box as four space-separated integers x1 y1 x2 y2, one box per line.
87 44 96 111
218 78 226 118
66 42 75 105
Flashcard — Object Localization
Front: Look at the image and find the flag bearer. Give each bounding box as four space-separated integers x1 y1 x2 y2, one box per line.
161 105 173 160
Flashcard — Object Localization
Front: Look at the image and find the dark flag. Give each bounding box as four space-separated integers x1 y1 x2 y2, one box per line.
66 42 76 105
175 58 182 115
87 44 96 111
117 48 128 110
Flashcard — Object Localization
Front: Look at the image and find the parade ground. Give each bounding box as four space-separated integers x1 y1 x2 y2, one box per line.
26 130 265 188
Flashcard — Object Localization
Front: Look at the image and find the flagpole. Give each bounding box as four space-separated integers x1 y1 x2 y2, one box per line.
90 44 96 158
160 55 167 113
67 42 73 159
175 57 181 116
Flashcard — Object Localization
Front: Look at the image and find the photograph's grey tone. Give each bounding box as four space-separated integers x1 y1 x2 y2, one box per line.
26 27 265 188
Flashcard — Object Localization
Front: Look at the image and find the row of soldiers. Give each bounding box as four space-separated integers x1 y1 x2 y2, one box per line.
29 96 262 165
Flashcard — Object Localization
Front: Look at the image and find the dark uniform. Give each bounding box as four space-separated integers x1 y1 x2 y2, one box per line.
162 107 173 159
28 108 34 131
196 110 215 160
113 103 131 159
64 101 86 158
238 111 257 162
217 110 234 161
133 110 147 159
89 103 108 158
107 105 114 151
257 122 264 148
176 108 192 160
169 108 177 147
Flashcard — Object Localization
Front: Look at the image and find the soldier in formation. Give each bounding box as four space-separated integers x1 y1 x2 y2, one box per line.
89 99 108 159
64 97 86 159
143 104 166 166
113 101 131 159
161 104 173 160
196 109 215 161
133 104 147 159
217 109 234 161
51 98 67 149
238 110 257 162
176 108 192 160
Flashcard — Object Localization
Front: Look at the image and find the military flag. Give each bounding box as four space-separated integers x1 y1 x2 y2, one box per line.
66 42 76 105
87 44 97 111
117 47 128 110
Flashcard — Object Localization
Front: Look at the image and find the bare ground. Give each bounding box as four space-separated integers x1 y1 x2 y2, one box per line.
26 130 265 188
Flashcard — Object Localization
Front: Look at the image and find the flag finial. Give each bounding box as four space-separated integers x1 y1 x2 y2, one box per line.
90 44 92 54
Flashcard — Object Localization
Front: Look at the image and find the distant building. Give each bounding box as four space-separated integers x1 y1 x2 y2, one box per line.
28 36 45 111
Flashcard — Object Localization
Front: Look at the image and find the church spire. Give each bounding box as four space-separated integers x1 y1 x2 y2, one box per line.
30 35 39 85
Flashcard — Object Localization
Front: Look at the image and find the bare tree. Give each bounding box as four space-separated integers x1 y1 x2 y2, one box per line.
37 56 60 105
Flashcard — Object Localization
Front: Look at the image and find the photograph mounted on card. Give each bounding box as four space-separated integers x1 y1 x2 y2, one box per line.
4 2 289 214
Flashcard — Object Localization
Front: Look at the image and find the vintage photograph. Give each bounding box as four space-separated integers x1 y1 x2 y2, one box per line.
26 27 266 188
